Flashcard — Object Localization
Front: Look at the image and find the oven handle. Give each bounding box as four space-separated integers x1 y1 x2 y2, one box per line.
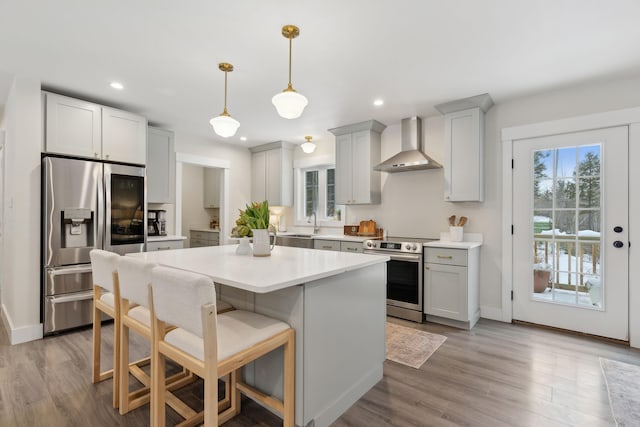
364 251 421 262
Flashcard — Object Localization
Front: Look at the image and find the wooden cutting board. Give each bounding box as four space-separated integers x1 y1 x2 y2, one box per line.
358 220 377 236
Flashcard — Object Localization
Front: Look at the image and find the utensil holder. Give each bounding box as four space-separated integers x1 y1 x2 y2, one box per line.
449 226 464 242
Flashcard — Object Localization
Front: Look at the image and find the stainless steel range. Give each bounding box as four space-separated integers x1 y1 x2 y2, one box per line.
363 237 436 322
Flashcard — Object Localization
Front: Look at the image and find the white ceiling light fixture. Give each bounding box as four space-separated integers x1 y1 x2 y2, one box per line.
272 25 308 119
373 99 384 106
210 62 240 138
110 81 124 90
300 135 316 154
240 136 247 141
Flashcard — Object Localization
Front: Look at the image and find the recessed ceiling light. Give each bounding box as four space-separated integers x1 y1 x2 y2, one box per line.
240 136 247 141
373 99 384 106
110 81 124 90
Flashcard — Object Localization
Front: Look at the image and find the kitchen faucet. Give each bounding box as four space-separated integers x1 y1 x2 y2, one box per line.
309 211 320 234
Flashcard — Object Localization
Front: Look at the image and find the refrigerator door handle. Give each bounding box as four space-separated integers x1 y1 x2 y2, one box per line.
97 163 104 249
48 265 93 275
49 290 95 304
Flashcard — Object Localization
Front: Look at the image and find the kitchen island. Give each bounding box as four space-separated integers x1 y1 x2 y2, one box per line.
129 245 389 427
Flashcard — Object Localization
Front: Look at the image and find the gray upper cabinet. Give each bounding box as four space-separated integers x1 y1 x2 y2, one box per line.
436 93 493 202
43 91 147 165
146 126 175 203
203 167 221 208
45 92 102 159
101 107 147 164
329 120 386 205
250 141 294 206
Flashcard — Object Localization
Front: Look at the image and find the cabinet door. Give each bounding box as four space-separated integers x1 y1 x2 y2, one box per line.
251 151 266 202
265 149 282 205
314 239 340 251
147 127 175 203
45 93 101 159
335 134 352 204
444 108 483 202
351 130 371 204
102 107 147 164
341 241 363 253
425 263 468 321
203 168 221 208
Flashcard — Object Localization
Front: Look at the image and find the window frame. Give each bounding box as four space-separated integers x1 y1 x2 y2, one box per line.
294 157 344 228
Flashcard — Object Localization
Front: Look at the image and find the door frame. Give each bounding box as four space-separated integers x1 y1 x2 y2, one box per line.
501 107 640 348
175 152 231 245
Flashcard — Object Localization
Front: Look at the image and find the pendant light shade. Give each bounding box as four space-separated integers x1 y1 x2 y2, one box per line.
272 25 308 119
210 63 240 138
210 114 240 138
300 135 316 153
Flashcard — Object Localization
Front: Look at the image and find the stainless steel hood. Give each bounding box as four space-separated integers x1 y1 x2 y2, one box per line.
374 116 441 172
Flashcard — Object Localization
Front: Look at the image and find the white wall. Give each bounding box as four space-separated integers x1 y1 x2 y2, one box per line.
174 132 252 230
1 75 42 343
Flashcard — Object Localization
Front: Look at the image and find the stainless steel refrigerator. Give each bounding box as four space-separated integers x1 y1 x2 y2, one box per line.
41 155 146 334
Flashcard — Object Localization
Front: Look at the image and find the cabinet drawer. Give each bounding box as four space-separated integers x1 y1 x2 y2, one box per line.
425 248 467 266
190 238 211 248
147 240 183 251
314 239 341 251
341 241 363 253
190 231 219 242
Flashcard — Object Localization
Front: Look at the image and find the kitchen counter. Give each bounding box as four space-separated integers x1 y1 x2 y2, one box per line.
147 235 187 242
278 232 378 243
128 244 388 427
424 240 483 249
189 228 220 233
130 244 388 293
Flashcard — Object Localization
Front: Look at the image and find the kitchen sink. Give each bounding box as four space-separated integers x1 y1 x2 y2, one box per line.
278 234 314 249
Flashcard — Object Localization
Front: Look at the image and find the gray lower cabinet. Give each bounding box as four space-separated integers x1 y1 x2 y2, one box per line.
424 246 480 329
340 241 363 253
314 239 340 251
314 239 364 253
190 230 219 247
147 239 184 251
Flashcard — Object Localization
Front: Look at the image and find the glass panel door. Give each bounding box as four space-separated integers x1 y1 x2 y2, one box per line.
532 145 602 308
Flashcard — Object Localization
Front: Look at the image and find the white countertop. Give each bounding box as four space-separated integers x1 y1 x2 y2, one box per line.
424 240 483 249
190 228 220 233
278 232 378 243
128 245 389 294
148 235 187 242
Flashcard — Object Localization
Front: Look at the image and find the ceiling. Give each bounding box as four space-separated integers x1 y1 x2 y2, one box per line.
1 1 640 148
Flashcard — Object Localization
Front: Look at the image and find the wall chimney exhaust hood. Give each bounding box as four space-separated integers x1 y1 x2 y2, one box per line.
374 116 441 172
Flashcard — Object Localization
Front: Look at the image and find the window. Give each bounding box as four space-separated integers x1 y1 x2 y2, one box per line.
296 165 342 225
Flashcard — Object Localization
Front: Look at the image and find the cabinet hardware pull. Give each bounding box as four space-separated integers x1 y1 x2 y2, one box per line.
158 246 171 250
437 255 453 259
322 246 332 249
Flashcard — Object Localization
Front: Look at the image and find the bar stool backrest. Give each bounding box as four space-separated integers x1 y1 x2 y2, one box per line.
90 249 120 292
117 257 157 307
151 266 216 339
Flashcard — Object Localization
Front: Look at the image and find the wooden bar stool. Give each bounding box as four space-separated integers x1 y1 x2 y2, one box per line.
149 266 295 427
89 249 121 409
117 257 236 417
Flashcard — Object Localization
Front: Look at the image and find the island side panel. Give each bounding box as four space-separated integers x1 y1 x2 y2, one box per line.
252 285 306 426
303 263 386 427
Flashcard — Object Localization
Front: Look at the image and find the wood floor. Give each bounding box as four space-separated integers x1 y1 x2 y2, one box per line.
1 316 639 426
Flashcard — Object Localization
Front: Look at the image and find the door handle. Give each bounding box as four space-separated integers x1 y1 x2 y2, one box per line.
613 241 624 248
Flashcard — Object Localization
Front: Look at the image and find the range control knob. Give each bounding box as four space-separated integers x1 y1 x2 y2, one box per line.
366 241 372 248
411 243 418 251
405 244 412 251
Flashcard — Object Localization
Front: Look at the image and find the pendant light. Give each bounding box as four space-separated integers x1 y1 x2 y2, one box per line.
300 135 316 154
272 25 308 119
210 63 240 138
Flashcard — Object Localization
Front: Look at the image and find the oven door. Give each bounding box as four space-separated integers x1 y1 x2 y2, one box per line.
365 251 423 311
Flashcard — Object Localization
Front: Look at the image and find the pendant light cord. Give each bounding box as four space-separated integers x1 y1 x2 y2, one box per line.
288 36 293 91
223 70 229 115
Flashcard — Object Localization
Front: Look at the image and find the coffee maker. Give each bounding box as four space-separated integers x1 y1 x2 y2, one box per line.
148 210 167 236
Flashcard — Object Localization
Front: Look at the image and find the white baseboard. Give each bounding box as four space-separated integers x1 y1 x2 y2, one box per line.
1 304 43 344
480 305 507 322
